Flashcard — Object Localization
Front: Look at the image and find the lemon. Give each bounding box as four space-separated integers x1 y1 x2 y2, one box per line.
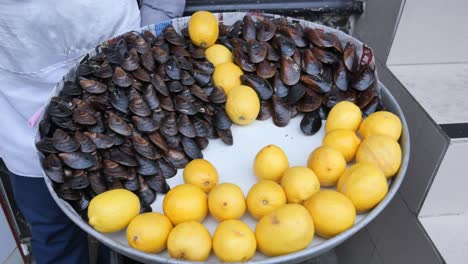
183 159 219 193
188 11 219 48
304 190 356 238
163 184 208 225
208 183 246 221
213 220 256 262
359 111 402 141
205 44 233 66
356 135 402 178
246 180 287 219
126 212 173 253
307 146 347 187
212 62 243 94
255 204 314 256
326 101 362 132
254 144 289 182
88 189 140 233
338 163 388 212
167 221 212 261
322 129 361 162
226 85 260 125
280 166 320 204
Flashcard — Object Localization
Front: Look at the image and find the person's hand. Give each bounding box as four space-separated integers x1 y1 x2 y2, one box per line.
140 0 186 27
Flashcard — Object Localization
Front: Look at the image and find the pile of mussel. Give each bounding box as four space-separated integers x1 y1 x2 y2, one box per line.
36 15 380 216
218 16 379 134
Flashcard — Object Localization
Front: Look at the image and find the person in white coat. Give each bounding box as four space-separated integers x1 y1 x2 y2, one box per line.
0 0 185 263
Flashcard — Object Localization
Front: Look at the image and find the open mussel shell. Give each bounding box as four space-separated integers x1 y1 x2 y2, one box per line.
297 89 322 113
145 175 170 194
286 82 306 105
302 49 322 76
132 116 159 133
152 46 169 64
242 15 256 41
79 78 107 94
280 56 301 86
75 131 96 153
157 158 177 179
257 17 277 42
352 64 376 91
163 25 184 46
272 95 292 127
334 61 349 91
137 175 157 205
52 129 80 153
257 100 272 120
256 60 276 79
83 132 114 149
151 74 169 96
300 111 322 136
217 128 233 145
107 111 133 136
247 39 267 64
43 154 64 183
279 25 306 47
241 74 273 100
36 138 57 154
59 152 96 170
275 34 296 57
233 48 256 72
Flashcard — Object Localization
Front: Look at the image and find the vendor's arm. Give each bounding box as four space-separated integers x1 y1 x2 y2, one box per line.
140 0 186 26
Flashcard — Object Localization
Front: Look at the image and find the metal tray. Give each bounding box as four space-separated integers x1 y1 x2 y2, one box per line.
39 12 410 264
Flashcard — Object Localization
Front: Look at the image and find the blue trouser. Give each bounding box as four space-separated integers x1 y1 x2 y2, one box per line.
8 173 90 264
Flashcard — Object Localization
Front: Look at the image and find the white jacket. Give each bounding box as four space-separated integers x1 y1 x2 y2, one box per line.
0 0 141 177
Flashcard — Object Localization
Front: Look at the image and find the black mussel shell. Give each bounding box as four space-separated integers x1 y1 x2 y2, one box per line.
52 129 79 153
152 46 169 64
363 97 380 116
265 42 280 61
311 47 339 64
145 175 170 194
279 26 306 47
257 18 277 42
151 74 169 96
273 72 289 98
228 20 243 38
233 48 256 72
162 132 181 149
106 130 125 146
103 159 131 180
334 61 349 91
72 108 96 125
67 170 89 190
75 131 96 153
272 95 292 127
256 60 276 79
257 100 272 121
241 74 273 100
79 78 107 94
194 136 209 150
168 81 185 93
140 51 155 72
280 56 301 86
132 116 159 133
352 64 376 91
191 47 205 59
166 149 189 168
209 86 227 104
88 171 107 194
275 34 296 57
231 38 248 53
179 87 194 101
109 88 129 113
77 63 95 76
357 84 377 109
157 158 177 179
175 95 198 115
43 154 64 183
48 97 74 117
176 56 193 71
302 49 322 76
143 30 156 44
108 179 124 190
132 67 151 83
160 95 175 112
301 74 332 94
59 152 96 170
161 112 178 136
247 39 267 64
132 134 159 160
181 136 202 159
107 111 133 136
93 61 113 79
292 50 302 69
135 36 149 54
129 95 152 117
109 148 137 167
181 71 195 86
148 131 169 152
112 67 132 87
217 128 233 145
151 107 165 123
83 132 114 149
36 137 57 154
300 111 322 136
297 89 322 112
343 42 358 72
325 32 343 53
138 175 157 205
62 81 82 97
318 105 329 120
242 16 256 41
165 57 181 80
192 117 210 137
142 85 160 110
190 84 209 102
192 70 211 87
39 119 52 137
170 45 190 57
324 86 357 108
286 82 307 105
88 113 105 133
123 175 140 191
85 95 109 112
120 49 140 72
163 25 184 45
139 200 152 213
192 60 215 75
51 116 77 131
136 154 159 176
177 114 196 138
214 109 232 130
55 184 80 201
304 28 333 48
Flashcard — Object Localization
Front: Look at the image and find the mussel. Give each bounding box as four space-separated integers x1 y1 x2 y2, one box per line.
257 100 272 121
280 56 301 86
112 67 132 87
233 48 256 72
108 148 138 167
79 78 107 94
136 154 160 176
132 116 159 133
247 39 267 64
83 132 114 149
43 154 64 183
352 64 376 91
145 175 170 194
241 74 273 100
107 111 133 136
257 17 277 42
300 111 322 135
242 16 256 41
256 60 276 79
132 133 159 160
59 152 97 170
52 129 80 153
272 95 292 127
343 42 358 72
75 131 96 153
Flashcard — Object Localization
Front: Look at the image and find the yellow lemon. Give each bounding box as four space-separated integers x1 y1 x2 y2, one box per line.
167 221 212 261
126 212 173 253
307 146 347 187
304 190 356 238
280 166 320 204
337 163 388 213
163 184 208 225
356 135 402 178
213 220 256 262
208 183 246 221
183 159 219 193
326 101 362 132
88 189 140 233
322 129 361 162
254 144 289 182
212 62 243 94
226 85 260 125
205 44 233 66
188 11 219 48
246 180 287 219
359 111 402 141
255 204 314 256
